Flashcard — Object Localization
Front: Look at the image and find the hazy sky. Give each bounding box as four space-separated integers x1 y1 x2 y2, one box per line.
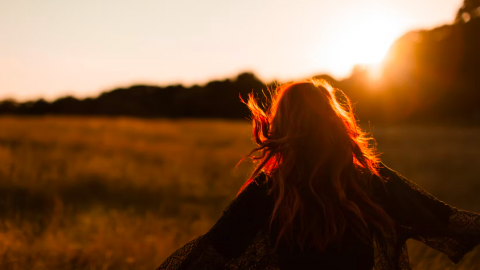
1 0 463 101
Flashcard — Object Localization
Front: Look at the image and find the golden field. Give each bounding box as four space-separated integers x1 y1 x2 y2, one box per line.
0 116 479 269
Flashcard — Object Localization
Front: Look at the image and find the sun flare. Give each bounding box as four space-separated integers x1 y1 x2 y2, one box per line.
315 5 405 78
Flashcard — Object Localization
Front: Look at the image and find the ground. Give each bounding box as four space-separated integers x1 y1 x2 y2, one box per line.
0 116 479 269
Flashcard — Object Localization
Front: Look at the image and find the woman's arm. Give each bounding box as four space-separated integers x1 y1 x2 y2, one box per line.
377 163 480 264
157 173 274 270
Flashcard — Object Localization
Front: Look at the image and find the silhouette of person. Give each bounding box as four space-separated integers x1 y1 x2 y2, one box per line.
157 80 480 269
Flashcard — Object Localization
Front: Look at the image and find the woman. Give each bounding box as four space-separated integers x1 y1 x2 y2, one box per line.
157 80 480 270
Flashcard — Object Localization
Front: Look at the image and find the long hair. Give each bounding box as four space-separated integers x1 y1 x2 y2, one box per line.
239 79 393 251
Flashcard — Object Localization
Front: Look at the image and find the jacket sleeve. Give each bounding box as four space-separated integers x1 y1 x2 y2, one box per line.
377 163 480 264
156 173 274 270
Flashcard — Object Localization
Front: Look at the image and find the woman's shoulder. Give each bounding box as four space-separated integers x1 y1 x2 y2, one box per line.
371 162 417 194
371 162 427 202
234 172 273 215
377 162 410 183
239 172 270 195
253 171 269 186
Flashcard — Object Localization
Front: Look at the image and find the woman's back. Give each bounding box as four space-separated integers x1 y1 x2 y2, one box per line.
275 227 373 269
272 193 375 269
211 172 375 270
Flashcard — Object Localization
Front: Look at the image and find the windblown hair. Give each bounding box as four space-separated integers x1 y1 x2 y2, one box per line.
239 79 393 251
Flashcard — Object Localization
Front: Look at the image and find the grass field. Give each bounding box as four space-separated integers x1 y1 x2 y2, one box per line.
0 116 479 269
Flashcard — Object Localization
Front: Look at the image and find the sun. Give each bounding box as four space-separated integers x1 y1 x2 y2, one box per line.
317 5 405 78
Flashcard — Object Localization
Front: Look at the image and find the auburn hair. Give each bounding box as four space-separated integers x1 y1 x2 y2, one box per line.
239 79 393 251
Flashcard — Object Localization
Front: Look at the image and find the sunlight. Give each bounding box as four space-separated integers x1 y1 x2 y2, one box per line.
314 5 405 79
347 15 400 64
365 63 383 81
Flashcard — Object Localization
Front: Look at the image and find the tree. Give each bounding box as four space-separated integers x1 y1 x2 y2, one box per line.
455 0 480 23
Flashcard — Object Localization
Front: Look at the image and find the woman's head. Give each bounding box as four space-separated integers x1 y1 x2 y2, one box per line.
267 80 376 174
241 79 392 250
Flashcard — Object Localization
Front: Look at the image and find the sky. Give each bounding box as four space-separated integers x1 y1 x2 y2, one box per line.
1 0 463 101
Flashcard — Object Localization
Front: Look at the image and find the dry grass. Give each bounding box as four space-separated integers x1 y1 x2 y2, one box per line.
0 116 479 269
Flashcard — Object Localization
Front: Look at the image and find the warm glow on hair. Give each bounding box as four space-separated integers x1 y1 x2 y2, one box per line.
239 79 393 251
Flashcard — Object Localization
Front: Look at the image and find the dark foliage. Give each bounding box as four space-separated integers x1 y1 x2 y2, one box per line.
0 73 268 119
360 16 480 124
